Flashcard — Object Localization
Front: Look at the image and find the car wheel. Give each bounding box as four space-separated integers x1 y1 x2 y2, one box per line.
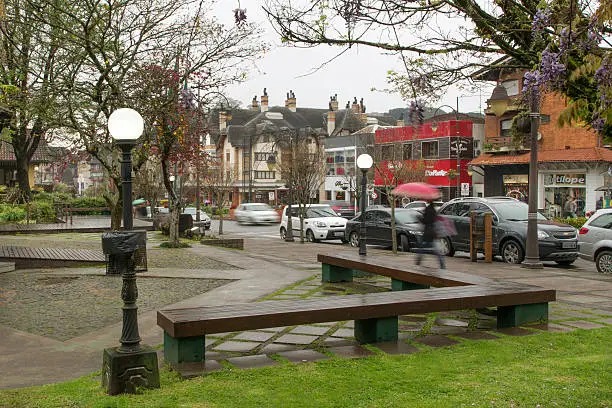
439 237 455 257
306 229 318 243
595 250 612 274
349 231 359 247
501 239 524 264
555 260 575 266
399 235 410 252
280 227 286 240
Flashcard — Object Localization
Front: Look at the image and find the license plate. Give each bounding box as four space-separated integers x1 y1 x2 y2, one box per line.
334 232 344 237
562 241 577 249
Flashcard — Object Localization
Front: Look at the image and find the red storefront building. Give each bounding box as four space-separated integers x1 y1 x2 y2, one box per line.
373 121 474 202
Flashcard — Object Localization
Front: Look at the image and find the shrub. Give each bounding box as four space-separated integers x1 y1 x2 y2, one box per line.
29 201 56 222
0 205 26 222
70 196 107 208
552 217 587 229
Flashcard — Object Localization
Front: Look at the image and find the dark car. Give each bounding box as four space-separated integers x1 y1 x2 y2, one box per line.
437 197 578 265
324 200 357 219
344 208 423 251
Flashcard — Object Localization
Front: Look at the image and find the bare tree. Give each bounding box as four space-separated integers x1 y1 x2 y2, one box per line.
132 155 165 214
202 158 236 236
273 129 326 243
370 142 427 253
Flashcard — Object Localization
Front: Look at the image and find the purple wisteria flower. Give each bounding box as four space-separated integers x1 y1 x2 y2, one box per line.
539 48 566 90
522 71 542 106
594 56 611 109
532 9 551 37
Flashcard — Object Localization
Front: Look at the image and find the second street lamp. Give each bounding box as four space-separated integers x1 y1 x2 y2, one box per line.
356 153 373 256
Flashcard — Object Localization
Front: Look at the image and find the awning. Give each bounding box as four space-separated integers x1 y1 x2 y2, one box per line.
470 147 612 167
595 186 612 191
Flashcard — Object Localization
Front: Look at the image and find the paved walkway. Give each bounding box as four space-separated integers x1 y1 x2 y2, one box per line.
0 216 153 234
0 234 611 389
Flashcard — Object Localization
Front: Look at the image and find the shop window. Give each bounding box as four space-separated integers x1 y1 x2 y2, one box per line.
336 167 346 175
325 190 332 201
421 141 438 159
500 119 512 137
335 191 345 200
403 143 413 160
381 144 394 160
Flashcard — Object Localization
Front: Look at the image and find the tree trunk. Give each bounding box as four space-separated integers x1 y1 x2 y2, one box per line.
14 154 31 202
103 190 122 230
168 200 181 245
217 191 224 235
390 195 397 254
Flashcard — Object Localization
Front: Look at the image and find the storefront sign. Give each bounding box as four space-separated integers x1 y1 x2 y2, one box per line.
425 169 448 177
544 173 586 186
503 174 528 184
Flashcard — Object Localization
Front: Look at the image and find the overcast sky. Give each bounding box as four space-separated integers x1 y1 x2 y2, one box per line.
218 0 492 115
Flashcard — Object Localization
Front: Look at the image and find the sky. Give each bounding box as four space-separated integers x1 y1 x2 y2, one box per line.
218 0 492 115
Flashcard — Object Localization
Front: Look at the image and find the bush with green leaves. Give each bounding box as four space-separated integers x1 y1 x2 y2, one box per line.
69 196 107 208
552 217 587 229
29 201 56 222
0 204 26 222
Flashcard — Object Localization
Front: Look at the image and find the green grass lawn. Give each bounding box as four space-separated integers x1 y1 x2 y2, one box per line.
1 327 610 408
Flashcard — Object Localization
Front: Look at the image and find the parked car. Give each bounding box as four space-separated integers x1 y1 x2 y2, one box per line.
578 208 612 273
280 204 347 242
403 200 443 212
182 207 211 230
324 200 357 219
437 197 578 265
234 203 280 225
345 208 423 251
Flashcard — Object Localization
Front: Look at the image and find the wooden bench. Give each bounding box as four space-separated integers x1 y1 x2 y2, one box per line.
157 255 555 366
318 253 492 290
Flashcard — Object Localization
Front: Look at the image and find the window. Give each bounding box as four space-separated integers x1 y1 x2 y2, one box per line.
325 190 332 201
403 143 413 160
421 141 438 159
501 119 512 137
440 204 455 216
590 213 612 229
455 203 472 217
378 211 391 224
254 171 275 179
226 152 230 162
381 144 394 160
364 211 377 222
540 114 551 124
502 79 519 96
335 191 345 200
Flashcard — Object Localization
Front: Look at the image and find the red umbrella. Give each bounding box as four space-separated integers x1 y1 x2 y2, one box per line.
391 182 441 201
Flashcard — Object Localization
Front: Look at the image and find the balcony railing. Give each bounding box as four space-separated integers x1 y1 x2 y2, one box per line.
482 136 530 153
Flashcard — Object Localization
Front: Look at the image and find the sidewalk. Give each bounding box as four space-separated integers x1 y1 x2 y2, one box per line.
0 235 610 389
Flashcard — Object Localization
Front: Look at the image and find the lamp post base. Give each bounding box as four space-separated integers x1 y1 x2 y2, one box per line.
102 345 160 395
521 257 544 269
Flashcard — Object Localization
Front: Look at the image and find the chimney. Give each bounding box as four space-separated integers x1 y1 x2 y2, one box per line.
286 89 296 112
351 97 360 114
219 110 227 132
329 94 339 111
260 87 268 112
327 110 336 135
251 95 259 111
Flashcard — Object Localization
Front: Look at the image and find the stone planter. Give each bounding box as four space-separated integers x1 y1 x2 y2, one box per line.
200 238 244 250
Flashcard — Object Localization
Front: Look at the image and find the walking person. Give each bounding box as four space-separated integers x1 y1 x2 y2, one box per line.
415 201 446 269
596 196 604 211
564 196 577 218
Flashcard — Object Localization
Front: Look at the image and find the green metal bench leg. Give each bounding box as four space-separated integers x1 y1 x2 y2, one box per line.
497 303 549 328
163 332 205 365
391 279 429 291
322 264 354 283
354 316 398 344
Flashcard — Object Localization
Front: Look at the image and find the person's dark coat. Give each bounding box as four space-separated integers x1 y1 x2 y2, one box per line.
420 203 437 242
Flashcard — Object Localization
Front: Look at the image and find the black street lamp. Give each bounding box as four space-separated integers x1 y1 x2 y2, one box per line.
102 108 160 395
356 153 373 256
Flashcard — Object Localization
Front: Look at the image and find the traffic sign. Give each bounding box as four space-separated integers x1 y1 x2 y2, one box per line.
371 191 378 199
461 183 470 196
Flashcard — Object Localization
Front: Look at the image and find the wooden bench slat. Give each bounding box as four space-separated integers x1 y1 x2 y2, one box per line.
317 253 493 286
158 284 554 338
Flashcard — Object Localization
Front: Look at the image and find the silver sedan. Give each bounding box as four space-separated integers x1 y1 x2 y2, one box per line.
578 208 612 273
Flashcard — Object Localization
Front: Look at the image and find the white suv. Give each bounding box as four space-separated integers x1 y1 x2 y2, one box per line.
280 204 348 242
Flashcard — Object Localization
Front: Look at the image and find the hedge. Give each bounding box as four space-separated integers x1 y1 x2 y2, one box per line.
552 217 587 229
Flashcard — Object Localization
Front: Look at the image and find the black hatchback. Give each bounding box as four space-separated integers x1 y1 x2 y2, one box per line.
437 197 579 265
345 208 423 251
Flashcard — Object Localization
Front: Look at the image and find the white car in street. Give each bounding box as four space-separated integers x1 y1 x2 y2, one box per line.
280 204 348 242
234 203 280 225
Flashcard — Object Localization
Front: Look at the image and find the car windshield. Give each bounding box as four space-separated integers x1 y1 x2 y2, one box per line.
395 211 419 224
246 204 272 211
494 202 548 221
306 206 338 218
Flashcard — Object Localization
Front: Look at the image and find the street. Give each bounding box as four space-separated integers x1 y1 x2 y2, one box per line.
207 219 598 273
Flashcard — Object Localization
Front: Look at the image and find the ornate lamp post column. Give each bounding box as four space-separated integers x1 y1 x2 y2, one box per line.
356 153 373 256
102 108 160 395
